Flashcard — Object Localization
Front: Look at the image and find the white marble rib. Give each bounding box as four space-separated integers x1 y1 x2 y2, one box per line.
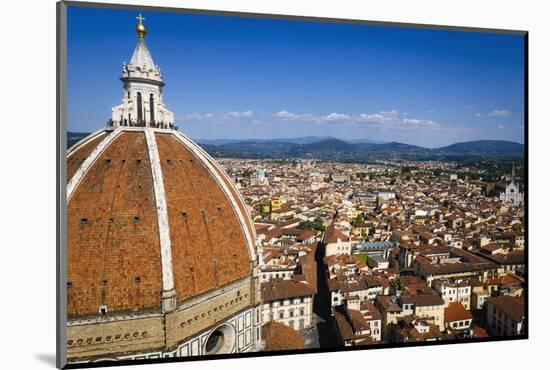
145 129 175 293
67 127 124 202
67 127 112 157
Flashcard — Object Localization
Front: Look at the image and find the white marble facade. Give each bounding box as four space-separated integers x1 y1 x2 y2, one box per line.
500 181 524 207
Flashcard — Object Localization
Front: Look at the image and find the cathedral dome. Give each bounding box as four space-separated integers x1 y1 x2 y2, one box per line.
67 127 257 317
66 16 262 363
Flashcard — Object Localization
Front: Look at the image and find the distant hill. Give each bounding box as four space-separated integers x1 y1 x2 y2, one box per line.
195 136 385 145
67 132 90 149
435 140 525 156
67 132 523 160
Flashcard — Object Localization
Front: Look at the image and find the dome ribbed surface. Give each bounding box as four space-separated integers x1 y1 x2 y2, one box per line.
67 128 255 318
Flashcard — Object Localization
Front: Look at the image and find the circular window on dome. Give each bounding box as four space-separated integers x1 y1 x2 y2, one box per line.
205 329 224 354
204 325 235 355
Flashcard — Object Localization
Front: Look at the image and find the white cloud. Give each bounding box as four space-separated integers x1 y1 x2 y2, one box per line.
228 110 253 118
488 110 512 117
273 111 322 123
498 125 506 130
176 113 210 121
356 113 389 124
356 110 399 124
322 112 352 122
176 110 253 122
402 118 441 128
477 109 512 118
274 109 443 131
273 110 304 120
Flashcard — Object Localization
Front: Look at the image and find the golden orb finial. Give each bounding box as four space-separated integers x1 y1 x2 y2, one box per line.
136 13 147 39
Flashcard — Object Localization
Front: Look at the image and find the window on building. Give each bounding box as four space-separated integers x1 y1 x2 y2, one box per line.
205 328 225 355
99 305 108 316
279 311 284 319
137 92 143 122
149 93 155 122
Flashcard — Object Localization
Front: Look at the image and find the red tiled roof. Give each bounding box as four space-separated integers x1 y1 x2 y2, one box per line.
488 296 525 321
67 130 255 317
262 321 304 351
444 302 472 323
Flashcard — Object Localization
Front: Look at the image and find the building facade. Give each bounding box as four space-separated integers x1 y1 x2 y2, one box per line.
486 296 525 336
324 223 352 257
260 280 315 331
499 166 524 206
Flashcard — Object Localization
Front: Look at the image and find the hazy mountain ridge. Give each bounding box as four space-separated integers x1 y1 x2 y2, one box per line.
67 132 524 160
436 140 524 156
195 136 385 145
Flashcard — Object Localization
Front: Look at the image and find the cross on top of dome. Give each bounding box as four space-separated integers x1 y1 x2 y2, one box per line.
136 13 147 39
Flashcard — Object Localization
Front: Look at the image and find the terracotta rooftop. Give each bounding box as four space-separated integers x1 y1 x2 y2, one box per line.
261 279 315 302
444 302 473 323
324 223 349 244
488 296 525 322
262 321 304 352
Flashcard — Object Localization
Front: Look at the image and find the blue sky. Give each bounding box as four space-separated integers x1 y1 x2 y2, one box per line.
67 6 525 148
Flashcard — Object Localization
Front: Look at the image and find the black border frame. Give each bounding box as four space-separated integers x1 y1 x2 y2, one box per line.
56 1 529 369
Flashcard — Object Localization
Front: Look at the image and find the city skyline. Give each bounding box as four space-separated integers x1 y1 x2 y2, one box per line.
68 7 525 148
63 5 526 365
